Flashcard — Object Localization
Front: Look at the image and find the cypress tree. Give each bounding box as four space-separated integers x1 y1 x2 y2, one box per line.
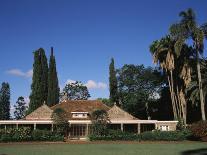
39 48 48 103
109 58 119 104
29 48 48 112
0 82 10 120
47 47 60 106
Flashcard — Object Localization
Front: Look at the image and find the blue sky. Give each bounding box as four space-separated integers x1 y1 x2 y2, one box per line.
0 0 207 113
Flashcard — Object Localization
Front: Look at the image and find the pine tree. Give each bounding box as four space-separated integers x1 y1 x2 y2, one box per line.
14 96 27 120
47 47 60 106
29 48 48 112
109 58 119 104
0 82 10 120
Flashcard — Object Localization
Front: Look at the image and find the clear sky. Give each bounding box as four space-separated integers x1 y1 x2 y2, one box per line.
0 0 207 114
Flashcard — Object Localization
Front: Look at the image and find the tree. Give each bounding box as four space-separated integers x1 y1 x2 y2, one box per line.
29 48 48 113
0 82 10 120
91 109 109 136
60 81 90 101
14 96 28 120
97 98 113 107
117 64 163 119
52 108 69 135
40 48 49 104
170 8 207 120
47 47 60 106
109 58 119 104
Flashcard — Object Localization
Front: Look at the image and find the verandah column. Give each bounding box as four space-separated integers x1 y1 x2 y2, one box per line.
121 123 123 131
34 123 36 130
137 123 140 134
86 124 89 136
16 123 19 129
51 123 54 132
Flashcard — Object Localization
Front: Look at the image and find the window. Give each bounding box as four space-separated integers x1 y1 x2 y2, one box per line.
72 112 88 118
160 125 169 131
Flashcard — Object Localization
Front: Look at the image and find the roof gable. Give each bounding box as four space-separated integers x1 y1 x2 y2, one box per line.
107 105 138 120
25 104 53 120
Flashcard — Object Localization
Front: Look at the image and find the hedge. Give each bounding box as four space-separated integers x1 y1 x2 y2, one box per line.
0 127 64 142
89 129 191 141
189 121 207 141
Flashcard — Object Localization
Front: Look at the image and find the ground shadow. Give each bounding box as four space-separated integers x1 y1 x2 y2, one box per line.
181 148 207 155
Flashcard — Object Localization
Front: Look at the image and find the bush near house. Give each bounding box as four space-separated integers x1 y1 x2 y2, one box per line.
189 120 207 141
89 129 191 141
0 127 64 142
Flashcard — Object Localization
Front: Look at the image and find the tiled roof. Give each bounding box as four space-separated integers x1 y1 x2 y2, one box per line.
108 105 138 120
51 100 110 120
25 104 53 120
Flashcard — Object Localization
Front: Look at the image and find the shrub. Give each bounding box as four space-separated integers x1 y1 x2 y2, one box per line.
31 130 64 141
189 121 207 141
140 130 191 141
89 130 140 141
0 128 64 142
89 129 191 141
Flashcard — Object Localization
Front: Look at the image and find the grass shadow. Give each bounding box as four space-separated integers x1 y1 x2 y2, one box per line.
181 148 207 155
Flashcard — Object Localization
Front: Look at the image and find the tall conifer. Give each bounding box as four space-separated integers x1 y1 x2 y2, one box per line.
109 58 119 104
0 82 10 120
47 47 60 106
29 48 48 112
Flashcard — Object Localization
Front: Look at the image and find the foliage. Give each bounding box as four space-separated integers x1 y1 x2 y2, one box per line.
91 109 110 136
14 96 28 120
31 130 64 141
0 127 31 142
117 64 163 119
60 81 90 101
0 82 10 120
97 98 113 107
170 8 207 121
89 130 139 141
140 130 191 141
0 127 64 142
109 58 119 104
89 130 191 141
29 48 48 113
189 120 207 139
47 47 60 106
52 108 69 135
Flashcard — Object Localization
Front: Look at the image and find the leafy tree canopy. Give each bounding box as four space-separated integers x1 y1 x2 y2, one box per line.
60 81 90 101
117 64 164 119
14 96 28 120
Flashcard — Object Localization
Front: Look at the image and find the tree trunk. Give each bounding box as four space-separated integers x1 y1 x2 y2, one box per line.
196 51 206 120
168 72 178 120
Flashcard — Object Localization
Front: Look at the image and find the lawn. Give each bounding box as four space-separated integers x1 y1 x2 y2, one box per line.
0 142 207 155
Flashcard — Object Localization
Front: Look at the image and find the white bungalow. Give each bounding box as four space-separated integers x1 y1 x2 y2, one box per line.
0 100 178 139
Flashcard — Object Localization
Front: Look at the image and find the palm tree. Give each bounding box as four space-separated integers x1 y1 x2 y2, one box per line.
150 36 179 120
170 8 207 120
186 59 207 110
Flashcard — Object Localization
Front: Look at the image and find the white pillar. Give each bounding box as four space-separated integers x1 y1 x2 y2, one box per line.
4 125 6 132
16 124 19 129
137 123 141 134
155 123 158 130
86 124 89 136
51 124 54 132
121 123 123 132
34 123 36 130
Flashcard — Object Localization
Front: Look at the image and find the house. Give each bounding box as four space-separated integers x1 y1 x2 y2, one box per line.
0 100 178 139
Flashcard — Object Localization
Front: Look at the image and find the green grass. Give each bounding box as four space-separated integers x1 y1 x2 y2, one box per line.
0 142 207 155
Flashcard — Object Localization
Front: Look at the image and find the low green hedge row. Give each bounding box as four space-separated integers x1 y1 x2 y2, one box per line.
89 129 192 141
0 127 64 142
